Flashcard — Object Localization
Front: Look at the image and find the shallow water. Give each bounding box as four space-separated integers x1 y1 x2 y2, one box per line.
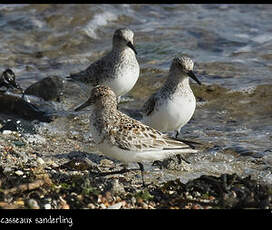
0 4 272 184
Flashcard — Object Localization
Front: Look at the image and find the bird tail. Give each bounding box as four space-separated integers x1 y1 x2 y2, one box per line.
133 147 198 162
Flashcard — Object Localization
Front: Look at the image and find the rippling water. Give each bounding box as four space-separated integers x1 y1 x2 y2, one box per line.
1 4 272 86
1 4 272 183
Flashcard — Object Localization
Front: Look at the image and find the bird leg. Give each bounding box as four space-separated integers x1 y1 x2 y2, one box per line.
137 162 146 187
174 130 179 139
95 163 142 177
97 166 129 176
93 161 146 187
176 154 191 164
173 130 185 164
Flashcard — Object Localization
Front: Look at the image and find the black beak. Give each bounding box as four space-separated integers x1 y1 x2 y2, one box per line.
127 41 137 55
74 98 94 112
187 70 201 85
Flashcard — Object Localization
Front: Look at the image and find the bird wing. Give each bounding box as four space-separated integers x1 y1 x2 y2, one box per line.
109 112 192 152
141 92 158 116
67 53 114 85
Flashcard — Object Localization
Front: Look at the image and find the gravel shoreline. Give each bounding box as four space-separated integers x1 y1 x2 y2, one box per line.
1 130 271 209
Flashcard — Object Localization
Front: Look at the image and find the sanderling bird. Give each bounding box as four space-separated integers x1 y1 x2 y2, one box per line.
67 28 140 99
141 56 201 138
0 69 23 93
74 85 199 186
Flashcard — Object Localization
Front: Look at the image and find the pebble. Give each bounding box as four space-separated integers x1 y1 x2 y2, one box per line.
107 202 123 209
37 157 45 165
24 134 46 145
131 197 137 205
2 130 12 135
59 196 70 209
27 199 40 209
44 203 51 209
15 170 24 176
17 152 30 163
110 179 125 195
87 203 96 209
3 167 12 173
99 203 107 209
100 159 115 168
15 200 25 206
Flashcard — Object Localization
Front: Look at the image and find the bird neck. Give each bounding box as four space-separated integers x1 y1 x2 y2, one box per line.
112 38 124 49
93 99 118 121
112 41 134 55
91 103 120 137
164 71 191 93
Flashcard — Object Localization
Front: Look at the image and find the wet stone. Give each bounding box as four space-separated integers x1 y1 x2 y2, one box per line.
24 75 64 102
16 120 37 134
0 119 36 134
183 174 272 208
15 170 24 176
107 202 123 209
26 199 40 209
110 179 126 195
2 130 13 135
0 120 17 132
44 203 51 209
0 94 53 122
37 157 45 165
60 158 93 171
14 151 30 163
152 155 191 171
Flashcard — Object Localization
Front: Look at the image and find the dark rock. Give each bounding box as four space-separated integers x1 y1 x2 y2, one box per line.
60 158 94 171
24 75 64 102
0 119 36 134
148 173 272 209
184 174 272 208
0 94 53 122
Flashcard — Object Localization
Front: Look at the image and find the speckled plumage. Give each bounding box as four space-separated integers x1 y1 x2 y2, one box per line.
74 85 198 164
141 56 201 133
68 28 140 97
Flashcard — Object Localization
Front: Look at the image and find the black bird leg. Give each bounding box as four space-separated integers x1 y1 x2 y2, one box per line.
137 162 146 187
173 130 191 164
174 130 179 139
176 154 191 164
98 166 130 176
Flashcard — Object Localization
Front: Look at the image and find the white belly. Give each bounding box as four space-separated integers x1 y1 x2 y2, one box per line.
103 50 140 97
107 65 139 97
95 138 198 163
142 95 196 132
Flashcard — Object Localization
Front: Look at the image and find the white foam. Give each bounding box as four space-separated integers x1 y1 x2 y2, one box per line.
251 33 272 43
0 4 27 11
233 45 252 53
83 11 118 39
30 16 45 29
232 58 246 64
235 33 250 39
228 85 257 95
